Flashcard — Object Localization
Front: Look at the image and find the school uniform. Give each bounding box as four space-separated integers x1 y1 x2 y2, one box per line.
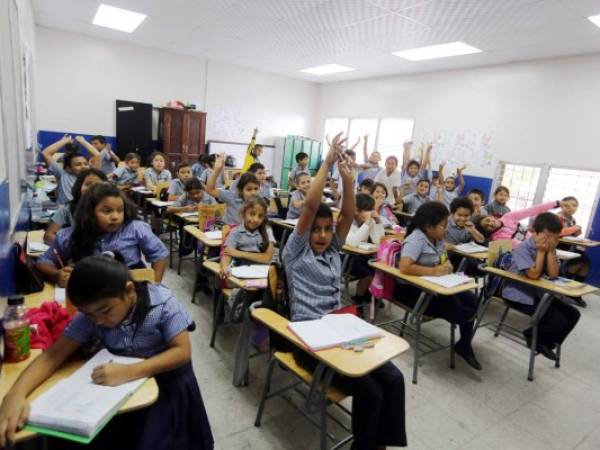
144 168 172 185
502 238 580 347
288 165 310 186
48 160 78 205
445 219 484 276
217 189 244 225
374 169 402 205
99 148 117 175
167 179 185 198
557 213 590 277
224 223 275 264
360 165 381 181
112 166 139 186
199 168 225 188
346 218 385 280
286 190 305 220
63 283 213 450
482 201 510 218
401 169 427 195
49 204 74 228
229 179 272 200
39 220 169 269
398 228 478 345
282 229 407 449
191 162 204 178
173 192 216 207
402 192 430 215
430 186 459 208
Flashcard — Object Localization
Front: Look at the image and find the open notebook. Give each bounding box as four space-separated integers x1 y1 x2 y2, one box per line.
26 349 147 444
230 265 270 279
453 242 488 254
421 273 474 288
556 249 580 261
288 314 383 351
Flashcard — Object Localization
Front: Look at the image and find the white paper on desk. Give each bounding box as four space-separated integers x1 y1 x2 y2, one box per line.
29 242 49 253
282 218 299 226
151 200 174 207
204 230 222 240
130 186 151 193
28 349 146 438
180 211 199 218
288 314 383 351
358 242 378 251
543 276 582 288
556 249 580 260
562 236 586 242
453 242 488 254
55 287 66 303
230 265 270 279
421 273 473 288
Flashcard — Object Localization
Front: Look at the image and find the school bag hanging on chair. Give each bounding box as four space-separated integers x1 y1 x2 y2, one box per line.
369 238 403 301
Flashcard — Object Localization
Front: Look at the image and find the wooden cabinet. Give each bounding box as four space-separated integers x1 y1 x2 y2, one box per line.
159 108 206 171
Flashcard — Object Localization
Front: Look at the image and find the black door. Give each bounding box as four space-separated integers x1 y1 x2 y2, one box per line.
115 100 153 164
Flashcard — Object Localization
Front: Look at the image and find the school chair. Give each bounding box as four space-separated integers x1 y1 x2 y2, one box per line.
131 267 155 282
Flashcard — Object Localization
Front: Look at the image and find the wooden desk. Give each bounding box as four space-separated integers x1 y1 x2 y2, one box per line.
448 247 488 273
252 308 409 378
184 226 222 304
1 352 158 443
269 218 296 248
183 225 222 248
202 260 266 290
342 244 377 257
559 236 600 248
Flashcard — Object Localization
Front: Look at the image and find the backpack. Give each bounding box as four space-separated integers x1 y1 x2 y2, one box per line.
369 238 403 300
15 242 45 294
483 249 513 299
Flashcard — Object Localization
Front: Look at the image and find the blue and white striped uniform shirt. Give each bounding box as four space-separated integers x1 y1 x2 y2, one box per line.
167 179 185 197
173 192 216 207
402 192 430 215
218 189 244 225
99 148 117 175
199 168 225 188
144 168 172 185
49 161 78 205
49 204 74 228
286 190 304 220
63 283 193 358
112 166 139 185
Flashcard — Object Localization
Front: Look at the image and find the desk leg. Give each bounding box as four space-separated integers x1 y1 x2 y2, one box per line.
279 228 290 250
527 293 553 381
177 223 185 275
340 253 352 301
457 256 468 273
233 309 253 387
409 292 433 385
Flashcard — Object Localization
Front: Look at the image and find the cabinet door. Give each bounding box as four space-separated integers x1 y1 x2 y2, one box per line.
283 136 295 168
183 112 206 161
163 110 185 154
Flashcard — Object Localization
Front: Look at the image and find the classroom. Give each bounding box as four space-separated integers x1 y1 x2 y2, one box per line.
1 1 600 449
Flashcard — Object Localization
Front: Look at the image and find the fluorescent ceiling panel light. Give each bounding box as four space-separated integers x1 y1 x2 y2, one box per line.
588 14 600 28
300 64 355 75
393 41 482 61
93 4 147 33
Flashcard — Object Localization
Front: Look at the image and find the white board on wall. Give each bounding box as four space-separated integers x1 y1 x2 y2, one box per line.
207 141 275 175
421 129 494 174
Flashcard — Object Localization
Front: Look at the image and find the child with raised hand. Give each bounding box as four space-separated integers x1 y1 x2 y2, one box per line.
112 152 144 189
399 201 482 370
198 154 226 188
283 133 407 449
144 151 172 193
44 168 108 244
358 134 382 181
242 127 263 172
37 182 169 287
286 173 312 220
482 186 510 217
401 141 431 194
502 213 581 360
166 178 215 215
467 189 486 218
167 163 194 200
90 135 120 175
433 161 466 207
230 162 271 200
41 135 102 204
398 178 432 215
0 254 214 450
372 182 398 227
206 153 260 225
474 199 564 248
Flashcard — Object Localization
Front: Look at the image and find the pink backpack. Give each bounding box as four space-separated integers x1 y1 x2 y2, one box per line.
369 238 403 300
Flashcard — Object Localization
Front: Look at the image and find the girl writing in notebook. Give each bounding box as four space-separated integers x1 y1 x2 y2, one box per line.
37 182 169 287
283 133 407 450
0 254 214 450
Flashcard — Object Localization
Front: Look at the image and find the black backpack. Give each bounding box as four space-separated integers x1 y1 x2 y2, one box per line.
14 242 45 294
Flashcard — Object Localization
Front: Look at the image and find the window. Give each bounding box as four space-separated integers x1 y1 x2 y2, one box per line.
498 163 542 211
543 167 600 235
377 119 415 163
348 119 378 163
323 118 349 148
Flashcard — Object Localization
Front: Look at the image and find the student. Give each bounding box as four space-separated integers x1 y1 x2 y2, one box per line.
474 200 563 248
286 173 311 220
467 189 486 217
358 178 376 195
230 162 271 200
206 154 260 225
37 182 169 287
144 152 172 193
112 152 143 189
346 193 385 304
432 162 466 207
41 135 102 204
0 254 214 450
44 168 108 244
199 154 226 188
372 182 398 228
374 155 402 205
399 201 482 370
358 134 382 181
401 142 432 194
502 213 581 360
288 152 310 190
191 154 205 179
167 163 194 200
482 186 511 217
557 196 590 288
398 179 431 215
91 135 120 175
166 178 215 215
445 197 485 247
283 134 407 449
242 127 263 172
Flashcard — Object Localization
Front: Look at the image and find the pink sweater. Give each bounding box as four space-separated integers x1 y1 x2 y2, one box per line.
490 201 559 247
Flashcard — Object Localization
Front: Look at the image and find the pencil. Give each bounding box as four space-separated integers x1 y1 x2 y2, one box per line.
53 249 65 269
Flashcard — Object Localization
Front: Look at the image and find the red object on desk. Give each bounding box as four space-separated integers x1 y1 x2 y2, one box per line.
25 301 72 350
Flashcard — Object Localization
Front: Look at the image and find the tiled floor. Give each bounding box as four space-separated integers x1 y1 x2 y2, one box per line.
163 262 600 450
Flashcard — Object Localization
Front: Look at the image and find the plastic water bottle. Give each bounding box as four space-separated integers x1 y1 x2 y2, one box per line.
30 190 43 222
3 296 30 363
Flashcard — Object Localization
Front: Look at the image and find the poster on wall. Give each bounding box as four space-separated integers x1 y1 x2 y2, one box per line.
207 108 244 141
422 129 494 173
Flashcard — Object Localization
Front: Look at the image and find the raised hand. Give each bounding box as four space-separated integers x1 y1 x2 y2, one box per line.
214 153 226 171
337 159 354 183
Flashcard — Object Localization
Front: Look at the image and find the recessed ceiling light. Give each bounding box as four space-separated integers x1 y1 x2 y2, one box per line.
300 64 355 75
588 14 600 28
93 4 147 33
393 41 482 61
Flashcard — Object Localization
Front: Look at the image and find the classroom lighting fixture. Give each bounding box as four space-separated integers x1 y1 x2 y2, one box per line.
588 14 600 29
92 4 147 33
300 64 355 75
393 41 482 61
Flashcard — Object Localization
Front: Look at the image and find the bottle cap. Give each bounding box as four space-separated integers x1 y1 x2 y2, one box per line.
7 296 24 306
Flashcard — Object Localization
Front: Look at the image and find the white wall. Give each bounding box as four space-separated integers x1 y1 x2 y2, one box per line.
316 53 600 177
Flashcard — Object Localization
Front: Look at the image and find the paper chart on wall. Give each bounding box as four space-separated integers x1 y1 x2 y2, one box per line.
422 129 494 172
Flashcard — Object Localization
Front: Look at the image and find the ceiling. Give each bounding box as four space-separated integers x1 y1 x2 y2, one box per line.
32 0 600 83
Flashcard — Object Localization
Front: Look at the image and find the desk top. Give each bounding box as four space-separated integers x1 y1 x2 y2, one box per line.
174 212 199 224
342 244 378 256
202 260 265 290
483 267 599 297
184 225 222 247
252 308 409 377
1 351 158 443
559 236 600 247
448 247 488 261
269 218 296 230
146 198 175 208
369 260 479 296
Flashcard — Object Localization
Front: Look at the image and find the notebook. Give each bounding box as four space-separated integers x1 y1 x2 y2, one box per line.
288 314 383 352
230 265 270 279
28 242 49 253
556 249 580 260
421 273 474 288
26 349 147 443
282 218 299 226
453 242 488 254
204 230 222 240
54 287 66 303
130 186 152 194
151 200 174 207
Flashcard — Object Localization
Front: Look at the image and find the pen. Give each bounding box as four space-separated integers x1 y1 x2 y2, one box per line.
53 249 65 269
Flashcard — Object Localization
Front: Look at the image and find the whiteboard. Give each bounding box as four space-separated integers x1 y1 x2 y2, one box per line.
207 141 275 176
421 129 494 173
